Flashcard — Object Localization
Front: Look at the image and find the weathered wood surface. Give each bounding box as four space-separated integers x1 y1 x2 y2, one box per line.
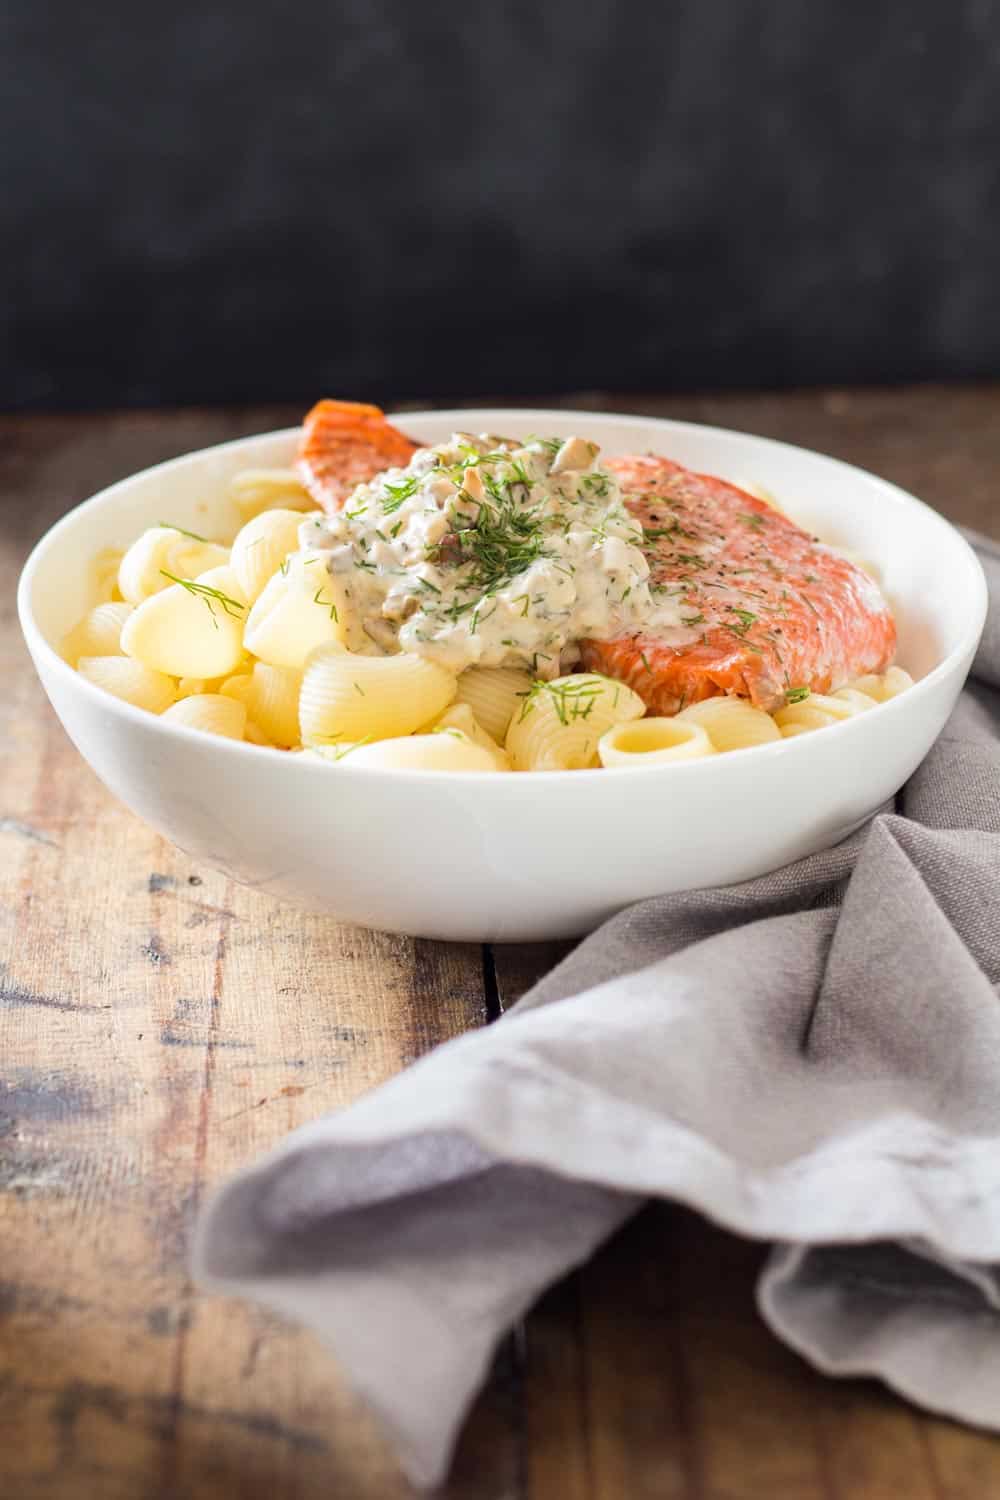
1 385 999 1500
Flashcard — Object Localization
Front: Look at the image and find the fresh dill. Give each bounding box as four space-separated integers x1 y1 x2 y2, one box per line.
382 475 420 513
517 676 606 726
159 571 245 628
158 521 211 543
721 624 763 652
312 587 339 621
785 685 811 704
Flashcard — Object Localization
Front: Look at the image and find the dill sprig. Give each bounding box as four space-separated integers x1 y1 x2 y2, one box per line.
442 477 551 618
382 475 420 514
159 570 245 629
517 676 607 726
312 587 339 621
785 685 811 704
158 521 212 543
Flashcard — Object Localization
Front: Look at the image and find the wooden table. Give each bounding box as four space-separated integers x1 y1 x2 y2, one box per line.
3 385 999 1500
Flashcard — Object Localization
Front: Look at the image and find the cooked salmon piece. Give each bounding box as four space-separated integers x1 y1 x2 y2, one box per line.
297 399 418 509
580 455 897 714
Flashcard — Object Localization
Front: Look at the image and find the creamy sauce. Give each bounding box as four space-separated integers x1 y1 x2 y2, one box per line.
299 433 685 675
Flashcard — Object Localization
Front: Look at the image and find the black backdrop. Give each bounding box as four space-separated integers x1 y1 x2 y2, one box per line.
4 0 1000 410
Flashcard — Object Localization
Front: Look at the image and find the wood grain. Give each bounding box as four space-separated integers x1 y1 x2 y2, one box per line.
2 386 999 1500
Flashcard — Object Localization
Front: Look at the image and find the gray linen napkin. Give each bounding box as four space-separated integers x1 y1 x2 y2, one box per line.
195 532 1000 1489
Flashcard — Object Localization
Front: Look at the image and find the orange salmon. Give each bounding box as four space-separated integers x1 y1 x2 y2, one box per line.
580 455 897 713
297 399 418 509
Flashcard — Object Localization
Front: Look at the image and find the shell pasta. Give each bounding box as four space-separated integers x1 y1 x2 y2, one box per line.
299 645 457 746
64 431 914 772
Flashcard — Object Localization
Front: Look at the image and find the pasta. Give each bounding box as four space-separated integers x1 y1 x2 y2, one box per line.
674 697 781 752
228 467 315 522
244 662 302 746
62 601 133 665
599 717 715 766
774 684 878 737
161 693 247 740
66 418 915 768
93 547 125 603
117 526 229 605
454 666 533 744
506 675 645 771
427 703 511 770
242 552 348 669
77 656 176 714
847 667 913 703
121 565 248 679
230 508 312 604
299 644 457 746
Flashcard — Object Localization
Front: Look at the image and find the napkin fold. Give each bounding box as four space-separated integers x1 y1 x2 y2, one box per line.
195 533 1000 1489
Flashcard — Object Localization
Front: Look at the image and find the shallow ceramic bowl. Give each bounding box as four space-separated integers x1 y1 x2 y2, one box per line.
18 410 987 941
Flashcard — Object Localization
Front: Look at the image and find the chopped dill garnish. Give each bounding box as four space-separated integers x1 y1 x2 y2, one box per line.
739 513 766 531
390 519 404 538
721 624 763 652
676 553 706 569
525 435 563 456
729 608 758 633
158 521 211 543
415 575 441 594
312 587 339 621
443 481 551 612
785 685 811 704
640 651 653 674
321 735 373 760
353 681 365 696
382 475 420 513
681 612 705 626
517 676 606 726
512 593 530 616
159 571 245 629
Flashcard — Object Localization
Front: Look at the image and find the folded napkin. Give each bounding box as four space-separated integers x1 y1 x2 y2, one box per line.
196 532 1000 1489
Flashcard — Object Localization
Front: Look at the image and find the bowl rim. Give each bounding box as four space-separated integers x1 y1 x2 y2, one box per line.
18 406 989 786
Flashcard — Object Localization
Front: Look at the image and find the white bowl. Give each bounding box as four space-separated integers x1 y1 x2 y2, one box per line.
18 410 987 942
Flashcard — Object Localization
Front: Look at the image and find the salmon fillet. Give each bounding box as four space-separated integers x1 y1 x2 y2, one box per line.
580 455 897 713
298 399 418 508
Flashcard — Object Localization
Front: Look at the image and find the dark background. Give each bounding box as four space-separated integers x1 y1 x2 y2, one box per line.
3 0 1000 412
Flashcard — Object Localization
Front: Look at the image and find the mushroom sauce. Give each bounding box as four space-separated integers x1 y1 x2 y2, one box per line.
298 433 687 676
